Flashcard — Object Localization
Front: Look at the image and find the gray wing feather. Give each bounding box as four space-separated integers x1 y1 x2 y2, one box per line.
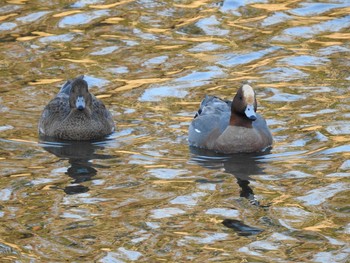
189 96 231 147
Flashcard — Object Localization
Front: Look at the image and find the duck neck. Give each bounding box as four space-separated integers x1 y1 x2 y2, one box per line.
229 112 253 128
69 107 92 118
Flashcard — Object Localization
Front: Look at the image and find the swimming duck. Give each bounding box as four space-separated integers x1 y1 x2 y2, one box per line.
188 84 272 153
38 76 115 140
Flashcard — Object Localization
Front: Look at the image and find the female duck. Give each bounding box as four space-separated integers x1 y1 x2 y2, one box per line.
188 84 272 153
38 76 115 140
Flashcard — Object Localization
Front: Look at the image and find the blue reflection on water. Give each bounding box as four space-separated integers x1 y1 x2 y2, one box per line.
140 66 225 101
279 55 329 67
39 33 77 43
59 10 109 28
289 3 349 16
16 11 50 23
274 15 350 41
217 46 280 67
0 22 16 31
261 12 292 27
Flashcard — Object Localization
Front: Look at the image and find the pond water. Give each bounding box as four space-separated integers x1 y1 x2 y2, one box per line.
0 0 350 262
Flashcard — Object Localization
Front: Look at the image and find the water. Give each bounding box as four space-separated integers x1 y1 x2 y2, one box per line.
0 0 350 262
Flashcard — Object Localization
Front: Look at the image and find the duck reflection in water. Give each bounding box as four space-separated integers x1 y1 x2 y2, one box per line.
190 146 269 205
40 136 114 195
189 147 269 235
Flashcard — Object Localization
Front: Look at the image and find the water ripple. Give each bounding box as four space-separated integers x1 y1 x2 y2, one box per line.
217 46 280 67
274 15 350 41
289 3 349 16
58 10 109 28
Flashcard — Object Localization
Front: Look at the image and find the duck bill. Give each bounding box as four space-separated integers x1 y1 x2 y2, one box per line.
76 96 86 110
245 104 257 120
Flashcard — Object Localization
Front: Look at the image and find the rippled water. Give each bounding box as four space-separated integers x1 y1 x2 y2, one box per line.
1 0 350 262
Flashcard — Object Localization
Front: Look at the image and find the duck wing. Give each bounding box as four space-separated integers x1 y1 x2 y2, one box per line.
189 96 231 148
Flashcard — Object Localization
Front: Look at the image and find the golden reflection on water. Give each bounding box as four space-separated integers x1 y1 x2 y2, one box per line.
90 0 135 9
60 58 97 64
102 17 125 24
113 78 171 92
53 10 83 18
0 14 17 21
0 0 350 261
252 3 293 11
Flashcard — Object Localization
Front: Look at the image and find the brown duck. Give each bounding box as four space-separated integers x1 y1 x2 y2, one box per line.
38 76 115 140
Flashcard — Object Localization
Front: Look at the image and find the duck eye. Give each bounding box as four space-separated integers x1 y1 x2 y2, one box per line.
239 96 243 100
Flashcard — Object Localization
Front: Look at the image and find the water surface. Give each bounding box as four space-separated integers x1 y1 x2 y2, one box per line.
0 0 350 262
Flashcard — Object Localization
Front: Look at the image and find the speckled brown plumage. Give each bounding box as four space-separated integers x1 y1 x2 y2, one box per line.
38 76 115 141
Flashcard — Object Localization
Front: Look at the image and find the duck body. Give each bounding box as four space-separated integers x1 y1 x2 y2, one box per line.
188 85 272 154
39 76 115 141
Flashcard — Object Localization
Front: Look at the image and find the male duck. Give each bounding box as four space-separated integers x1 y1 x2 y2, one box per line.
38 76 115 140
188 84 272 153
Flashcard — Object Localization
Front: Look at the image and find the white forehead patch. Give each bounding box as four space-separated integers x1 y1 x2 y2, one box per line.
242 84 255 104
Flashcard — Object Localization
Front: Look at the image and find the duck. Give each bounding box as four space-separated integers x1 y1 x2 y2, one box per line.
188 84 272 154
38 76 115 141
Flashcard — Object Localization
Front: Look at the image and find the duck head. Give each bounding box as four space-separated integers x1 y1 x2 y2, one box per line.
230 84 258 128
69 78 93 114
